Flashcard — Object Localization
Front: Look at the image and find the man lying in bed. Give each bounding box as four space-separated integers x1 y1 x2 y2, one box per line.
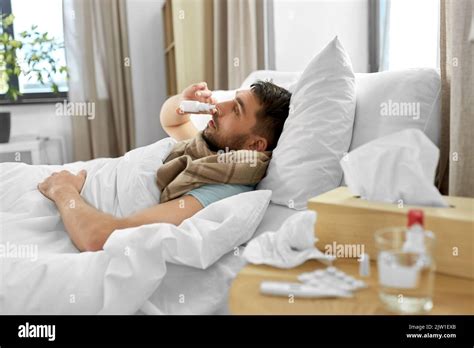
37 81 291 251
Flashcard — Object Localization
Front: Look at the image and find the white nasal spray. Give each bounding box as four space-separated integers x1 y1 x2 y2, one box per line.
179 100 216 113
359 253 371 277
403 209 426 254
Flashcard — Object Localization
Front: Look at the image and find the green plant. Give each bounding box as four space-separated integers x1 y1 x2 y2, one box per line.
0 13 68 100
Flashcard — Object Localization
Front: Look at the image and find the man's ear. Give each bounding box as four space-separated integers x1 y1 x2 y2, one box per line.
247 136 267 152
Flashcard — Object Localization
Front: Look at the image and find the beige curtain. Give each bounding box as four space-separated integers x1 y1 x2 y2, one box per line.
438 0 474 197
63 0 135 161
213 0 266 89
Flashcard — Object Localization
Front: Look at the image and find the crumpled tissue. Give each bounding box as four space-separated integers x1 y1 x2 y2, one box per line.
242 211 335 268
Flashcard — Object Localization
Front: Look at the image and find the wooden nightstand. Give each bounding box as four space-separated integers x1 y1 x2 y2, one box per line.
229 258 474 315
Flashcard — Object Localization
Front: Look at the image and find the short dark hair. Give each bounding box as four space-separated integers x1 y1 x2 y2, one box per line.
250 80 292 150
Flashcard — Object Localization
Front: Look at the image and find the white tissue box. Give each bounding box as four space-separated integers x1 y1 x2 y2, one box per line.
308 187 474 279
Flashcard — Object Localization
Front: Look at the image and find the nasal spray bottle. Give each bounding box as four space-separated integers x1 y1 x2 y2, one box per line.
179 101 216 114
403 209 426 253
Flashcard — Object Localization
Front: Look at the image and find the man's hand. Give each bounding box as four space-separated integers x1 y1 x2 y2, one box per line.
38 169 87 202
161 81 217 141
176 82 218 115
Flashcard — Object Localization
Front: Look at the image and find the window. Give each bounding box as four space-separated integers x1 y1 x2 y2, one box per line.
0 0 68 103
383 0 440 71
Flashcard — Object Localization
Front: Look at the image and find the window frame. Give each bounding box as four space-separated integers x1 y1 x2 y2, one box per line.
0 0 67 105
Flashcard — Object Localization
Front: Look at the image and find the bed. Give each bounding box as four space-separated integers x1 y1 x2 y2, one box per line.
0 64 442 315
0 138 295 315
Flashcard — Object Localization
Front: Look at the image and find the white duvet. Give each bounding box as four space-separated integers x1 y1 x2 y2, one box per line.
0 138 270 314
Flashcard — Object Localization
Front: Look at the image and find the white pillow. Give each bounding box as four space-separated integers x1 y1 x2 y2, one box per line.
179 189 272 264
350 68 441 151
109 189 272 270
240 70 301 91
258 36 356 210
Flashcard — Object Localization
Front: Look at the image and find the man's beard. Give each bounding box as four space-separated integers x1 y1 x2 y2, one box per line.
202 122 249 152
201 129 222 152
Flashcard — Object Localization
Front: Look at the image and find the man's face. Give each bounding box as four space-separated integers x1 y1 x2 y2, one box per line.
202 89 266 151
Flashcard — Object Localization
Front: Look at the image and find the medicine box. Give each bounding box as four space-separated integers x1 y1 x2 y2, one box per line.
307 187 474 279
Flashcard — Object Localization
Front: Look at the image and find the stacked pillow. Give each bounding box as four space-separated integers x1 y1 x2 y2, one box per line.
258 36 356 210
350 69 441 150
192 38 440 211
240 71 301 91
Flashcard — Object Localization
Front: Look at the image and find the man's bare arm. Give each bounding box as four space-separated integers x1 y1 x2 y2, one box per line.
52 187 115 252
55 191 203 252
159 94 199 141
159 82 216 141
38 170 203 252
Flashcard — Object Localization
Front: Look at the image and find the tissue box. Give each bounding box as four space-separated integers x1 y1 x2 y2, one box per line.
308 187 474 279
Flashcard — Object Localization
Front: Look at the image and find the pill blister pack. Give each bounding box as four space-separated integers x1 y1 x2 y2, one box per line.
298 266 367 292
260 266 368 298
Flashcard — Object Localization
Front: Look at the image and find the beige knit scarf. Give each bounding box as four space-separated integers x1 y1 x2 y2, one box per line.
157 132 271 203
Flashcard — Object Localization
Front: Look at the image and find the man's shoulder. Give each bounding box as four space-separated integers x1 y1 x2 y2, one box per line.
186 183 255 207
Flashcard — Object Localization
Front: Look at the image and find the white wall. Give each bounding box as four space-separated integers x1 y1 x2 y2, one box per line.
126 0 169 147
273 0 369 73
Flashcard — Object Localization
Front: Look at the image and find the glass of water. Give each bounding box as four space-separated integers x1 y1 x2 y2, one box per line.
374 226 436 314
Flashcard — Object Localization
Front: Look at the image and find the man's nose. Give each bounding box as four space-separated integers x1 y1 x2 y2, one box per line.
215 100 233 117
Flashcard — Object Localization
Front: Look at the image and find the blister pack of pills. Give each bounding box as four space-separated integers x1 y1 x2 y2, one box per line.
260 266 367 298
298 266 367 292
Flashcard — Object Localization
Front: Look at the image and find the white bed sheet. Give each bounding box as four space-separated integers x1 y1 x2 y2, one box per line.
144 202 300 315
